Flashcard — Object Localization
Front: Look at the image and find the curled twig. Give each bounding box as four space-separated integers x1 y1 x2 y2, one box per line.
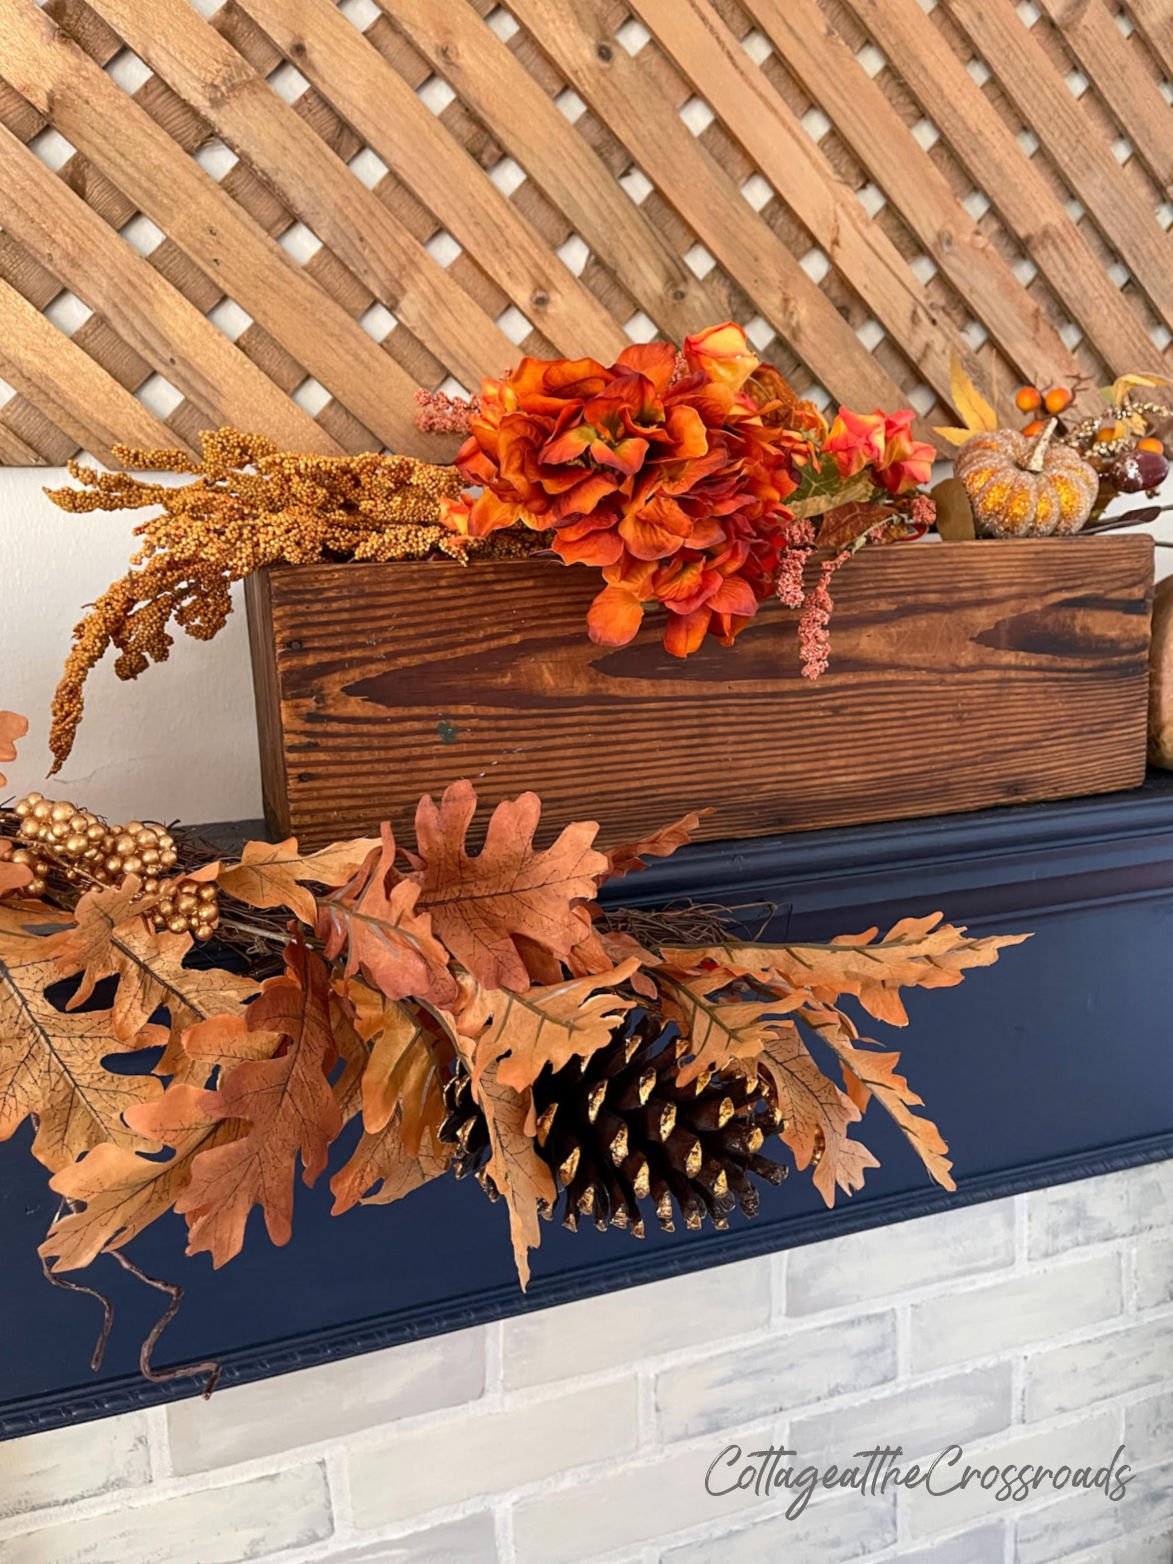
40 1251 115 1372
107 1249 221 1399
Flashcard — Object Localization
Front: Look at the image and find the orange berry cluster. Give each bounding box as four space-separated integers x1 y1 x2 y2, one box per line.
44 429 543 774
1014 384 1073 436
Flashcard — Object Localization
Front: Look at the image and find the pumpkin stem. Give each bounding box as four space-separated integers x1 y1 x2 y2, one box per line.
1026 418 1058 472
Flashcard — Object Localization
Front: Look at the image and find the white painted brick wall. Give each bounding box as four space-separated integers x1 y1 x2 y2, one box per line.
1 1162 1171 1564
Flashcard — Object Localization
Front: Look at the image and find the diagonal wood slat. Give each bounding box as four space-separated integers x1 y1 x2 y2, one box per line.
1126 0 1173 81
630 0 980 408
739 0 1082 385
1 0 427 451
0 0 1164 465
0 121 337 452
379 0 725 343
948 0 1173 329
0 277 185 462
509 0 910 412
88 0 518 392
234 0 629 364
1038 0 1173 198
848 0 1164 373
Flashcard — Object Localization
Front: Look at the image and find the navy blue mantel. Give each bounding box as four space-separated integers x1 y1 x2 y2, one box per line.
3 774 1173 1439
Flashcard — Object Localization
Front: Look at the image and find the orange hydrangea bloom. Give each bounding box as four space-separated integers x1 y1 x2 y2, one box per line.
439 325 932 657
443 325 821 655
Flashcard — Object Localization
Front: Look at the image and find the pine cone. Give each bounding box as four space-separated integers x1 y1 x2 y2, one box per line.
439 1014 786 1239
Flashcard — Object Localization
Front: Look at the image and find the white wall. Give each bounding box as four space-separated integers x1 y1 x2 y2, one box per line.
2 467 261 825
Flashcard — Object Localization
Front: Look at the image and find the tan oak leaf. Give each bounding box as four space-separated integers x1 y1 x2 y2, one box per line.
0 843 32 898
663 916 1029 1026
799 1001 954 1191
474 1060 556 1289
601 810 709 883
755 1019 879 1206
39 1084 240 1272
0 902 164 1172
657 967 806 1088
0 710 28 789
330 1112 450 1214
45 889 259 1081
219 835 380 925
457 962 638 1094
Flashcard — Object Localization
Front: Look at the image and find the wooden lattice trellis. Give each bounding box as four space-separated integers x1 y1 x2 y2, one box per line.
0 0 1168 466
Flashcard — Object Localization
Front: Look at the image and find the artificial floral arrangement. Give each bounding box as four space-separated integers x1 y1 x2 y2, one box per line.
0 705 1026 1388
935 358 1172 540
43 323 937 771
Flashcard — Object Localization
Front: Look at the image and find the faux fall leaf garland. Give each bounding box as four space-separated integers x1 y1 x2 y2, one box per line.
0 708 1028 1385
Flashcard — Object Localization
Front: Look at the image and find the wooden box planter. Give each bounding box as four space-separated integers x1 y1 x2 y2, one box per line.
244 535 1154 850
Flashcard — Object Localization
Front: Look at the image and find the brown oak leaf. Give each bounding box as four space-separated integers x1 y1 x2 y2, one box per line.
330 1111 450 1214
663 916 1029 1026
174 943 344 1265
0 710 28 789
317 825 456 1006
40 1084 241 1272
219 835 380 926
601 810 710 883
754 1018 879 1206
455 962 638 1094
411 781 608 992
474 1060 556 1289
0 902 164 1172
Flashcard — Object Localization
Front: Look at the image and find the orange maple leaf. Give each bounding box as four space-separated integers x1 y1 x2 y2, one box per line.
171 942 344 1265
410 781 609 992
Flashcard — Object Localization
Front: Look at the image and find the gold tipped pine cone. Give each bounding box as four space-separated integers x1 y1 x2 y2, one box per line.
440 1014 787 1238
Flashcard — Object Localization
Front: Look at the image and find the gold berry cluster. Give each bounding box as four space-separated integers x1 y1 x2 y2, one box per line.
13 792 176 894
45 429 544 772
151 876 220 943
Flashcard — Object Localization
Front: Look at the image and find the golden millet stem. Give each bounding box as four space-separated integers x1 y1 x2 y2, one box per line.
45 429 540 772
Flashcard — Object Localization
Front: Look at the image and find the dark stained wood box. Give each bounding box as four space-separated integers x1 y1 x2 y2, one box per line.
244 536 1154 850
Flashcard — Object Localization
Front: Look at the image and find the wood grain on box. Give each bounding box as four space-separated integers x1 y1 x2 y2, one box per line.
246 536 1154 848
